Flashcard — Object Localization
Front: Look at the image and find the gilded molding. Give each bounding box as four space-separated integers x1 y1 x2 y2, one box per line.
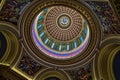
0 0 5 11
34 68 71 80
0 22 19 67
94 35 120 80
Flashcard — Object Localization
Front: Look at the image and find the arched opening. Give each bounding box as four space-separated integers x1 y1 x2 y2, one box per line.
113 50 120 80
0 32 7 59
45 77 60 80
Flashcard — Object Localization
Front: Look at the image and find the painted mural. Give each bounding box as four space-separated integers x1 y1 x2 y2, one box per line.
0 0 33 24
86 1 120 34
67 63 92 80
18 53 42 76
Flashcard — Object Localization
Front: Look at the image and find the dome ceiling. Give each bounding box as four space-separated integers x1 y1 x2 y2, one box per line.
20 0 101 69
32 5 90 59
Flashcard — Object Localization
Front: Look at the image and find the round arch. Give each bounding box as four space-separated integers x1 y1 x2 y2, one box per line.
94 35 120 80
0 22 19 66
